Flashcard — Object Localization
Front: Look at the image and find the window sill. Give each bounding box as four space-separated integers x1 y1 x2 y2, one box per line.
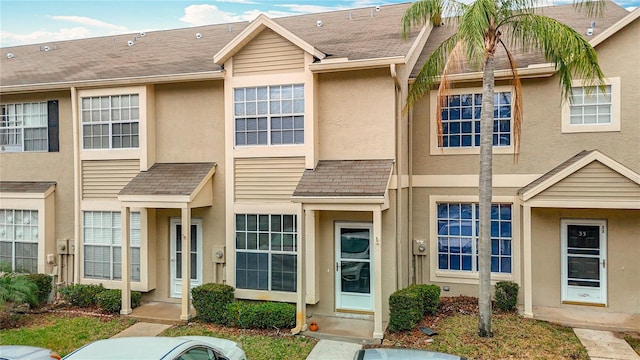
234 145 306 158
234 288 297 303
429 146 516 156
431 270 514 285
81 278 152 292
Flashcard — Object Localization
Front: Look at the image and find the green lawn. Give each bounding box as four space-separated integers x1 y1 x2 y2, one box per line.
0 313 135 357
161 323 317 360
384 313 589 359
626 335 640 356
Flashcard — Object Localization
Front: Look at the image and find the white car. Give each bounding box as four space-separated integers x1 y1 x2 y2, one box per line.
0 345 61 360
62 336 246 360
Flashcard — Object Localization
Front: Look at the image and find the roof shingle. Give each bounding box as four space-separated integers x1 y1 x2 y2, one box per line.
293 160 393 197
119 163 216 196
0 181 56 193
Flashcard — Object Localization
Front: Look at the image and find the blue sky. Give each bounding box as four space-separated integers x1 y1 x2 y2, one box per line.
1 0 638 47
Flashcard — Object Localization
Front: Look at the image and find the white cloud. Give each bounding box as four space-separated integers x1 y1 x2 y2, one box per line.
179 4 241 26
49 15 128 31
215 0 259 4
275 3 349 13
0 27 93 47
239 9 299 20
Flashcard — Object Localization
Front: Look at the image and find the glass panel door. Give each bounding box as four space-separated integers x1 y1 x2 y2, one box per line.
335 222 373 312
170 218 202 298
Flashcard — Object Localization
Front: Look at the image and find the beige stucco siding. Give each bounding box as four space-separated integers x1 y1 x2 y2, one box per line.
154 81 225 163
233 29 304 76
0 91 75 254
530 208 640 314
234 157 305 202
81 159 139 199
317 69 396 161
534 161 640 201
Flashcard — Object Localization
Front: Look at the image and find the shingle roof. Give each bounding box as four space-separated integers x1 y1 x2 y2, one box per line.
518 150 594 194
0 3 417 87
119 163 216 196
410 1 630 77
0 181 56 193
292 160 393 197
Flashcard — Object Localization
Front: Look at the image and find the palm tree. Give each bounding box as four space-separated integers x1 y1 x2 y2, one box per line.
402 0 604 337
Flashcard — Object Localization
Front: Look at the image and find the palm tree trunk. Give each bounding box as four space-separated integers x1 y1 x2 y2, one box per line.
478 52 495 338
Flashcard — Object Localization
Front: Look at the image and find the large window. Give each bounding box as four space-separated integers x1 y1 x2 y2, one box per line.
440 91 511 148
235 214 297 292
234 84 304 146
437 203 512 274
83 211 140 281
0 209 38 273
1 102 55 152
81 94 139 149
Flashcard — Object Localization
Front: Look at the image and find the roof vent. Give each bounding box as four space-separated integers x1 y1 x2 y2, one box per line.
44 45 50 51
127 40 134 46
370 10 374 17
586 27 594 36
349 11 353 20
140 31 146 37
376 5 381 11
196 32 202 39
7 53 14 59
316 20 323 27
590 21 596 28
228 25 232 32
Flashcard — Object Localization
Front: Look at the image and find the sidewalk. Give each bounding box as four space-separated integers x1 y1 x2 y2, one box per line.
111 322 171 338
574 328 640 360
305 339 361 360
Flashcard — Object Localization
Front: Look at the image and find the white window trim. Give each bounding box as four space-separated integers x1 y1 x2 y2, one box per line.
429 85 515 155
562 77 620 133
428 195 520 285
78 86 146 161
0 101 49 153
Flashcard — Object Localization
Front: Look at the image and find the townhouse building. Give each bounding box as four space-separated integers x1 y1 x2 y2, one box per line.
1 1 638 339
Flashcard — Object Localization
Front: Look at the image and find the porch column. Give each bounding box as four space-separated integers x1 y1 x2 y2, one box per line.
373 208 384 339
305 210 317 303
523 204 533 317
180 206 192 320
120 206 132 315
292 206 307 334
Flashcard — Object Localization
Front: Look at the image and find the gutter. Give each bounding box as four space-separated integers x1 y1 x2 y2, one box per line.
408 63 557 84
309 56 405 73
0 71 225 94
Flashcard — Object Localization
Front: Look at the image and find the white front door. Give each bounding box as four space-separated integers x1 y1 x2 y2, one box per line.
170 218 203 298
335 222 373 312
561 219 607 305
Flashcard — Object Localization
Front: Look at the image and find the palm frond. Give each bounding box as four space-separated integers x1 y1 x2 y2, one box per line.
505 13 604 101
499 39 523 162
458 0 496 65
572 0 606 18
402 0 468 38
405 34 460 112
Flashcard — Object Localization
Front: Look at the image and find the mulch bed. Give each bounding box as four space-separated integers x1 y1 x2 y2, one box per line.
0 302 117 330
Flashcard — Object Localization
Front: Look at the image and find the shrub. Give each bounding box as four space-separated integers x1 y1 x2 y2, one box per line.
226 301 295 329
388 287 423 332
192 283 234 324
495 281 519 312
25 274 53 307
96 289 142 314
0 273 37 309
58 284 105 307
408 284 441 315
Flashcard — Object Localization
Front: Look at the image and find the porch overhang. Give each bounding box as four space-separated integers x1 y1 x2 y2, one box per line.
519 150 640 319
116 162 216 320
290 160 393 339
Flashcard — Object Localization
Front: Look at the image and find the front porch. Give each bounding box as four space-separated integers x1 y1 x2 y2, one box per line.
127 301 194 325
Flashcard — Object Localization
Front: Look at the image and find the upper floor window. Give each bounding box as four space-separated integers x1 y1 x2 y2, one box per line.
234 84 304 146
562 78 620 133
81 94 139 149
440 91 512 148
1 101 58 153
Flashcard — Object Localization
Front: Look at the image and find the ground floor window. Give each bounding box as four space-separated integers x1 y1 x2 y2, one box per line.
83 211 140 281
437 203 512 273
0 209 38 273
235 214 297 292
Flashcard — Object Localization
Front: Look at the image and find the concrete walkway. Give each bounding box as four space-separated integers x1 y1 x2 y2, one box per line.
574 328 640 360
111 322 171 338
305 339 362 360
